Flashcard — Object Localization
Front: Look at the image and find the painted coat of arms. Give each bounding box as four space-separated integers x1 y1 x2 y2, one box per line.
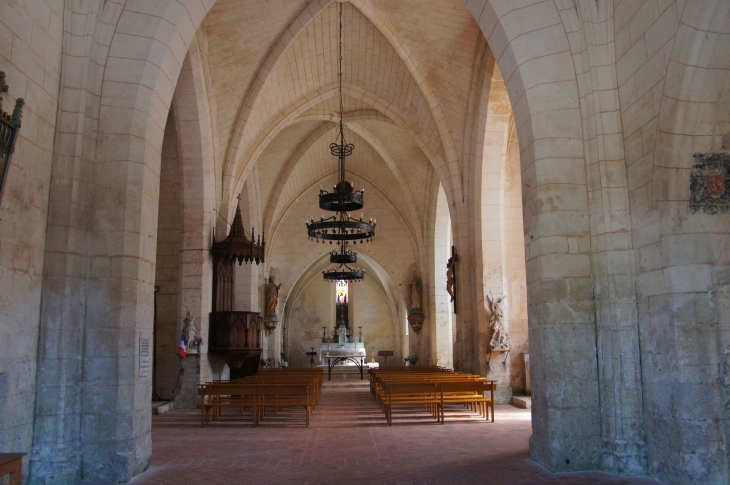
689 153 730 214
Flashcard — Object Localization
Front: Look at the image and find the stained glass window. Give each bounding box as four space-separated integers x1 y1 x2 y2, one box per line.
336 280 348 304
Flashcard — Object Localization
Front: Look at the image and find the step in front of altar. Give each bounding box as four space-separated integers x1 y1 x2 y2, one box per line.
320 365 370 388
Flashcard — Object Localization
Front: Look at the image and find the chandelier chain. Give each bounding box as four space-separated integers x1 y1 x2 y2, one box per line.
338 1 345 183
305 0 375 282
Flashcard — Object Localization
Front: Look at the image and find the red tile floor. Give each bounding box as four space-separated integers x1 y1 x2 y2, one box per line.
120 388 663 485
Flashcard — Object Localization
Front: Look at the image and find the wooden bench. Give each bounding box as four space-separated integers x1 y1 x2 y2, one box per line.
199 379 318 427
373 373 478 406
0 453 26 485
369 367 451 395
381 382 443 425
255 383 315 427
441 380 496 422
369 369 498 425
198 383 257 426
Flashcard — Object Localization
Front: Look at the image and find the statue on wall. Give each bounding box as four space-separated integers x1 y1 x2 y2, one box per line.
265 276 281 314
407 271 425 333
486 294 508 350
182 308 197 349
409 271 422 310
263 276 282 326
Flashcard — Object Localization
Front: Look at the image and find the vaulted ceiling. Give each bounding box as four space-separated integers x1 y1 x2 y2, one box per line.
195 0 486 239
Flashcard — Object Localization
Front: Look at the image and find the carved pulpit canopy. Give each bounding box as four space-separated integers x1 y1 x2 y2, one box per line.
211 202 265 265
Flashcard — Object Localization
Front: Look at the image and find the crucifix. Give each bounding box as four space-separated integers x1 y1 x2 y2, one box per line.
447 245 458 314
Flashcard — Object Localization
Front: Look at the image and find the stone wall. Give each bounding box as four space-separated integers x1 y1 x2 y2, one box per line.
286 274 398 368
0 0 62 481
287 276 333 368
614 1 730 482
352 274 401 363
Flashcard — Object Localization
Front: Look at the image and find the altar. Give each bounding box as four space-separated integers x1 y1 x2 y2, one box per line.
317 324 368 380
318 342 366 364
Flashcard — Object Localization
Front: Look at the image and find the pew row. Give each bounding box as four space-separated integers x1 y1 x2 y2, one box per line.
369 368 496 425
198 369 322 427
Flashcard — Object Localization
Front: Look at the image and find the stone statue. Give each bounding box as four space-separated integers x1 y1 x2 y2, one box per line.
264 276 282 317
182 309 197 347
486 294 508 350
409 271 422 310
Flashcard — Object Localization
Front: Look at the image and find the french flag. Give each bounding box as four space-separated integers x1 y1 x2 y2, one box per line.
178 334 187 358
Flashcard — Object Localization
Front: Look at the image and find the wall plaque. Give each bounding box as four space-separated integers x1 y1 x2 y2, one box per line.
689 153 730 214
139 356 152 377
139 334 151 356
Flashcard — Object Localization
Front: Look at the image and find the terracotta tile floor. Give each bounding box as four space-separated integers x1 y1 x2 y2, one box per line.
120 388 663 485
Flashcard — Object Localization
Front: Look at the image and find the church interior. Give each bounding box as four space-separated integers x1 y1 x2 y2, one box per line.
0 0 729 484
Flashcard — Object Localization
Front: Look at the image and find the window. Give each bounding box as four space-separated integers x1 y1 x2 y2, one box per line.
336 280 348 304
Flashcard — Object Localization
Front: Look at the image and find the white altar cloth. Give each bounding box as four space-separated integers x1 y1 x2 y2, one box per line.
319 342 366 364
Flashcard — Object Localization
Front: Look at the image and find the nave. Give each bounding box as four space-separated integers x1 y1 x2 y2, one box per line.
113 388 661 485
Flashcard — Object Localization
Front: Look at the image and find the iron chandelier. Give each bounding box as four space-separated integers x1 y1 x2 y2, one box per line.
305 2 375 282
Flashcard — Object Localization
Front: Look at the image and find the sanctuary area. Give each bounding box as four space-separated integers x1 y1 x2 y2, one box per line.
0 1 729 484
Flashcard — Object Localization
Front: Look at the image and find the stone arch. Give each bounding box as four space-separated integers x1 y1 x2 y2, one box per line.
223 0 337 186
653 0 730 192
81 1 215 481
171 45 217 323
465 0 595 472
638 2 730 483
348 0 463 201
147 44 221 411
282 251 407 366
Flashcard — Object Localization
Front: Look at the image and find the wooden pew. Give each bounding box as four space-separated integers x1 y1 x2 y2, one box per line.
198 371 321 427
368 366 450 395
198 382 258 426
0 453 25 485
441 380 496 422
255 383 315 427
381 382 443 425
368 368 498 425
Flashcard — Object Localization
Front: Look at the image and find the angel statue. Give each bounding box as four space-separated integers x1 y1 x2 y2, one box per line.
486 294 508 350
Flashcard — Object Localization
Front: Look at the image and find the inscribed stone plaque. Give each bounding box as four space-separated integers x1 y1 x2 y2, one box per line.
139 334 151 356
689 153 730 214
139 356 151 377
